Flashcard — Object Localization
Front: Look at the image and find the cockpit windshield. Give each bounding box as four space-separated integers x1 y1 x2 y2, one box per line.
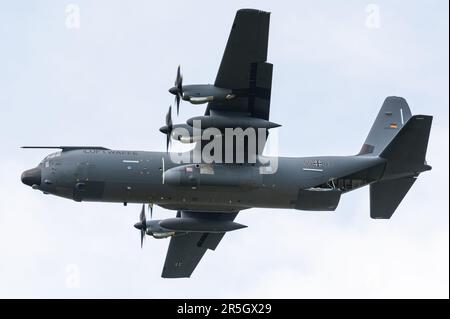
40 151 62 164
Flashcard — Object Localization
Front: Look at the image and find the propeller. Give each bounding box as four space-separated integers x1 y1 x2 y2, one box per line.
134 204 147 248
159 106 173 152
169 65 183 115
165 106 173 152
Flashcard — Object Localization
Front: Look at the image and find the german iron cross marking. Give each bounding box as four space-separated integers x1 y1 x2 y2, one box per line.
312 160 323 168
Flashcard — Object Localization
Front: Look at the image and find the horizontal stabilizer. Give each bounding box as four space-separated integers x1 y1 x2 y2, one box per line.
370 177 416 219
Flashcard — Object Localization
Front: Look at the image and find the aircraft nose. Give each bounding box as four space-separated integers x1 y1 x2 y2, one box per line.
21 167 41 187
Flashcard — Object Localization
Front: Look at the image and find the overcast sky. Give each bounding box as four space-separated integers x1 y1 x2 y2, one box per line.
0 0 448 298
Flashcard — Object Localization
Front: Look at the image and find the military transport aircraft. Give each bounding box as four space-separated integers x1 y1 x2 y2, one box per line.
21 9 433 278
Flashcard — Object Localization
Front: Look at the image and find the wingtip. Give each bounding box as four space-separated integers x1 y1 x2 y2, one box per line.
237 8 271 15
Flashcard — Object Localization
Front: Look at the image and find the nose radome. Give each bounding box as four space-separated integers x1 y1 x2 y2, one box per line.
21 167 41 187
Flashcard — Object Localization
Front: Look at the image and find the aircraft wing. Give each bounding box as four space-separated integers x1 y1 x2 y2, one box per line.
206 9 272 120
161 211 238 278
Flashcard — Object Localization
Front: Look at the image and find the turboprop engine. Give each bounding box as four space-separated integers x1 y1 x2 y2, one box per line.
133 204 247 247
168 66 236 114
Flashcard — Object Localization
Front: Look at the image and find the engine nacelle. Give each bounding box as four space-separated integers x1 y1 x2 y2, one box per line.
159 217 247 233
160 123 222 144
145 220 175 239
182 84 235 104
149 231 176 239
146 217 247 237
187 96 214 105
187 115 280 130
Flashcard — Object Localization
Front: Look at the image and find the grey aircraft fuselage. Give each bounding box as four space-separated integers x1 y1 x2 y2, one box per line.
19 8 433 278
25 149 385 212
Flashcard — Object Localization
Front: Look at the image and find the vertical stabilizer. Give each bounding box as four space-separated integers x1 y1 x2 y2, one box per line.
359 96 412 156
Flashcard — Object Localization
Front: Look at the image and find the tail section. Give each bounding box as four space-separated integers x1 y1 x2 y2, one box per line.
362 97 433 219
379 115 433 178
370 177 416 219
359 96 412 156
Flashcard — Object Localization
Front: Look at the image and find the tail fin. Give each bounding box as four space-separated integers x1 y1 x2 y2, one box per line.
359 96 412 156
369 113 433 219
379 115 433 177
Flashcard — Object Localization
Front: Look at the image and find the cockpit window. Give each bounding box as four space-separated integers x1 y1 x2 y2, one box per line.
45 152 61 160
40 151 62 164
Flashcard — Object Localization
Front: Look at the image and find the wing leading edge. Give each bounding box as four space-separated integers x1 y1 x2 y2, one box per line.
161 212 238 278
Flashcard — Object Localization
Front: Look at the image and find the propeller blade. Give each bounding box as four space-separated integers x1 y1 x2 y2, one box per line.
175 95 180 116
177 74 183 95
167 135 171 152
166 106 173 127
176 65 181 85
165 106 173 152
139 204 147 248
173 66 183 115
140 203 146 224
149 203 153 219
